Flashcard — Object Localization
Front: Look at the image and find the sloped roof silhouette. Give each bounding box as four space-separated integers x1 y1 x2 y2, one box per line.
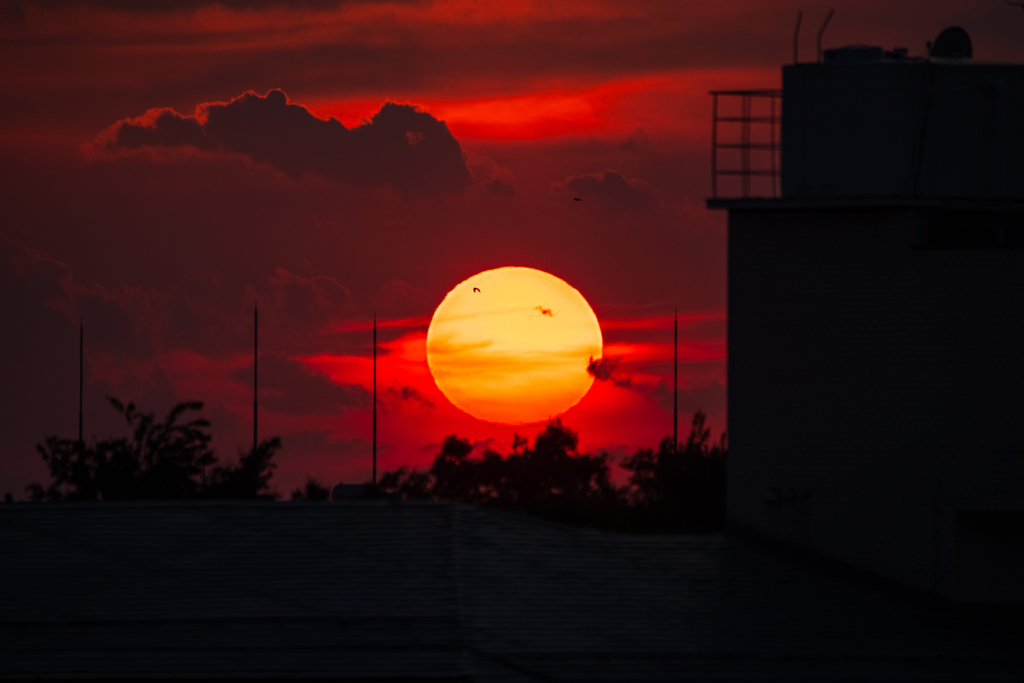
1 501 1021 681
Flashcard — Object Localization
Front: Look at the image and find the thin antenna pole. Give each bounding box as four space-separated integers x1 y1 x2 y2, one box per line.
770 94 778 197
741 94 751 198
372 314 377 486
673 309 678 453
78 318 83 446
711 93 718 199
253 301 258 453
817 9 834 63
793 10 803 64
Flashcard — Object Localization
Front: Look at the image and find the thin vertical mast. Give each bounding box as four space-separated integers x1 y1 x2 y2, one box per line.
674 309 678 453
78 318 83 446
253 301 258 453
372 314 377 486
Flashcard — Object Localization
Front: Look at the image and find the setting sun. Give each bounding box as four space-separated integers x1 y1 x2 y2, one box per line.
426 267 603 425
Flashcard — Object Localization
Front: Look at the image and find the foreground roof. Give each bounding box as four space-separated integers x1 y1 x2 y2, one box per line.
1 501 1021 681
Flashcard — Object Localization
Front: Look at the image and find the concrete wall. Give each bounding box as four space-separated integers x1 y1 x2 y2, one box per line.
781 60 1024 201
727 207 1024 601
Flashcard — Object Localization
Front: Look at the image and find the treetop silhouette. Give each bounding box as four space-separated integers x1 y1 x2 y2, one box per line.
379 411 726 532
28 397 280 501
29 396 725 533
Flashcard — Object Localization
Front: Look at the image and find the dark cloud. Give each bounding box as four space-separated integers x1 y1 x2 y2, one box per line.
486 177 516 196
72 284 166 360
371 279 430 319
100 89 471 196
587 353 722 419
397 385 433 408
263 267 353 323
111 109 207 150
234 353 370 416
587 355 621 381
161 271 249 359
0 234 164 362
466 152 517 196
620 128 654 154
381 384 434 411
588 357 654 393
1 234 73 313
250 267 358 355
550 170 659 213
3 230 360 365
587 354 665 400
613 376 652 393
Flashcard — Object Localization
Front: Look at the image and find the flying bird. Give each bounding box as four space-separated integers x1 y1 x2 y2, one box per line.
473 287 480 293
573 197 582 201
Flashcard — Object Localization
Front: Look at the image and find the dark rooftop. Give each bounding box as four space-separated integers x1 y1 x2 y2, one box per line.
1 501 1021 681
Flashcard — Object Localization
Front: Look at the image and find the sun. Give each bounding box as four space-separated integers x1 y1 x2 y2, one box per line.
426 267 603 425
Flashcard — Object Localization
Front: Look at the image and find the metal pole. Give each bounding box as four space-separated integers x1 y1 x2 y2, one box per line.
770 94 778 198
817 9 834 63
253 301 258 453
78 319 83 446
674 309 678 453
372 314 377 486
741 94 751 198
793 10 803 65
711 94 718 198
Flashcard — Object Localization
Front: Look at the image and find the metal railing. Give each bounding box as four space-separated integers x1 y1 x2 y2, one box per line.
710 90 782 199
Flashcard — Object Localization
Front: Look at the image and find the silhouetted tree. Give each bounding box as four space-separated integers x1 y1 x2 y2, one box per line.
504 420 616 506
379 410 727 533
28 398 214 501
204 438 281 499
379 419 621 527
27 397 281 501
622 410 727 531
430 434 479 501
376 466 432 499
290 477 331 501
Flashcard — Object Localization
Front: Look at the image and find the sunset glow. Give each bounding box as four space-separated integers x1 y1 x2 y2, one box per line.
3 0 1010 496
426 267 603 425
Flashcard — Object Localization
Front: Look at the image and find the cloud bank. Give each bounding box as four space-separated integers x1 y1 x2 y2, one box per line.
99 89 471 196
550 170 659 212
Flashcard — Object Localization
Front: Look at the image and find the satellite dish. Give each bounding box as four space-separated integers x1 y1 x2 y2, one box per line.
930 26 972 59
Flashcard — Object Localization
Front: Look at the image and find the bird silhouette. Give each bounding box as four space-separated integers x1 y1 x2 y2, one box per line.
573 197 582 201
473 287 480 293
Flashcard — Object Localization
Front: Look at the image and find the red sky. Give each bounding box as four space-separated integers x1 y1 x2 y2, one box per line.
1 0 1021 498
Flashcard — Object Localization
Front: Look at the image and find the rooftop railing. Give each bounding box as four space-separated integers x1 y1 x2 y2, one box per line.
710 90 782 199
